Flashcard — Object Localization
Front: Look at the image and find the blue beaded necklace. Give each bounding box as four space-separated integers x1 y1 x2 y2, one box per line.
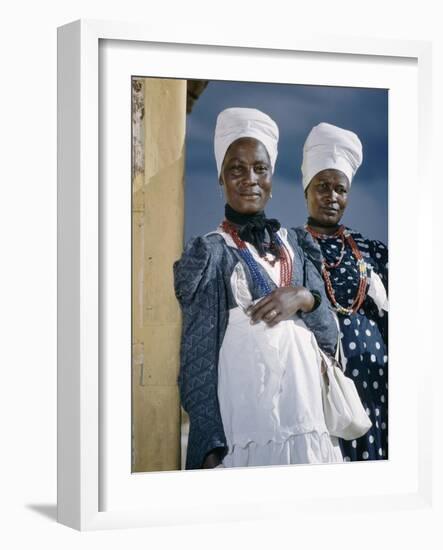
236 247 273 295
221 221 292 296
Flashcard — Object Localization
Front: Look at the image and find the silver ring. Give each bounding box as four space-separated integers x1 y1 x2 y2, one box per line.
268 309 278 319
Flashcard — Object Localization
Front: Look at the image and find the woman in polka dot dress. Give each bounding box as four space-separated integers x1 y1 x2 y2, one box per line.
298 225 388 461
299 123 388 461
250 123 388 462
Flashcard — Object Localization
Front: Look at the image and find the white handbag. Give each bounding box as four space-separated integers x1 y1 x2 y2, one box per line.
319 348 372 441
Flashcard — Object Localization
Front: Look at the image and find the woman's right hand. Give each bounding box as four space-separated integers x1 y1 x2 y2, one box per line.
247 286 315 327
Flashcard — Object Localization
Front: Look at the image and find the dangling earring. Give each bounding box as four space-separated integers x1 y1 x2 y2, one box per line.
270 191 273 199
219 181 224 200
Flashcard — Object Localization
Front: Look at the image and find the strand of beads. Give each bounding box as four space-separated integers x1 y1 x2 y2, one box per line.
305 224 346 268
276 234 292 287
306 225 368 315
221 220 293 294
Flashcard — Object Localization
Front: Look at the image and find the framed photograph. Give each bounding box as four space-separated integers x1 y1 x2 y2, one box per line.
57 19 433 530
132 77 389 474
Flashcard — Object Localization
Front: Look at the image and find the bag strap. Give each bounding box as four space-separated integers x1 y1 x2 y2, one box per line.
331 312 348 372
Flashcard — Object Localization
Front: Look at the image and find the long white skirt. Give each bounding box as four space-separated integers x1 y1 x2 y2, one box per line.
218 307 342 468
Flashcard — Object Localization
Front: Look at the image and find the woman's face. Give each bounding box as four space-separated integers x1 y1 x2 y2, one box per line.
305 169 350 226
220 137 272 214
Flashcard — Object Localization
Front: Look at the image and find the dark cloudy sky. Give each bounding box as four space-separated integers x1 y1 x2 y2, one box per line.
184 80 388 245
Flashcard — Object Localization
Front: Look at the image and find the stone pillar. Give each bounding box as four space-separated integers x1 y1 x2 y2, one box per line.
132 78 186 472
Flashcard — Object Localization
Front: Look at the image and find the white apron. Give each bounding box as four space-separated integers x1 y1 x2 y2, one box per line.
215 228 342 467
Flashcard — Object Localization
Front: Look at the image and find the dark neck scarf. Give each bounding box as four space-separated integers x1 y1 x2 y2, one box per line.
307 216 341 234
225 204 281 258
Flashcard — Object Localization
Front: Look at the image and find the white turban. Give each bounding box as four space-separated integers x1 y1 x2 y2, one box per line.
301 122 363 190
214 107 279 177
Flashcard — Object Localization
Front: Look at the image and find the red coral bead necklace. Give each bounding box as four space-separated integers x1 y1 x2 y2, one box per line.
306 224 368 315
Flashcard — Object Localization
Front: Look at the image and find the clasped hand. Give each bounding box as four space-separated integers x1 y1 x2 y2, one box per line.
247 286 314 327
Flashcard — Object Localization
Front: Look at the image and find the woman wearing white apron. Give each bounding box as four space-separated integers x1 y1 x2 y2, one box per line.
174 108 342 469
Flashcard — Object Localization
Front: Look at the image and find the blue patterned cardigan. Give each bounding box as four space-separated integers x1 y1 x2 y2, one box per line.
173 228 338 470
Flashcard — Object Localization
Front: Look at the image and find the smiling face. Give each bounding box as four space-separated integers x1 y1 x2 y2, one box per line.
220 137 272 215
305 169 350 227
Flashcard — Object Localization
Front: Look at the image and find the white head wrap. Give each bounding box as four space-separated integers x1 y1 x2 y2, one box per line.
301 122 363 190
214 107 279 177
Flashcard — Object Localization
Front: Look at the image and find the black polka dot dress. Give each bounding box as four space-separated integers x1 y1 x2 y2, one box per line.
315 229 388 462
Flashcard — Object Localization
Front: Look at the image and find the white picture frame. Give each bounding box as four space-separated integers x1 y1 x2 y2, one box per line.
57 19 433 531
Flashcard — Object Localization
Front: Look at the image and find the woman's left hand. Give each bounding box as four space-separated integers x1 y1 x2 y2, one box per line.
247 287 315 327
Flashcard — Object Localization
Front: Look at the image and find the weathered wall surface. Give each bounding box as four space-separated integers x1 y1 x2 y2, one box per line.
132 78 186 472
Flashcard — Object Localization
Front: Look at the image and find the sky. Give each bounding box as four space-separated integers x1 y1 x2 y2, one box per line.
184 80 388 244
